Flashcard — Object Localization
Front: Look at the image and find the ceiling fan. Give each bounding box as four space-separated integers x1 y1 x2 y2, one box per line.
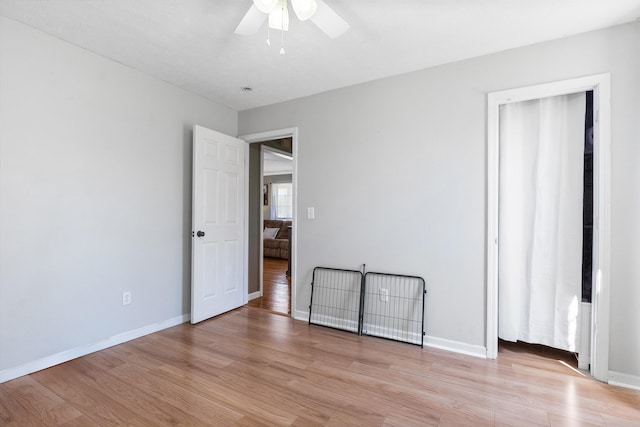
234 0 350 39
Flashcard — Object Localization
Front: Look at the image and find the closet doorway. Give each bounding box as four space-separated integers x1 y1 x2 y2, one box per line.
486 74 611 381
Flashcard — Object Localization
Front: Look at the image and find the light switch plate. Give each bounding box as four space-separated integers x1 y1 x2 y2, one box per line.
307 207 315 219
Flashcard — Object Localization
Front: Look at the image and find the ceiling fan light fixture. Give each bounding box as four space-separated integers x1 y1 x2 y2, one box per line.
234 0 349 41
253 0 279 14
291 0 317 21
268 0 289 31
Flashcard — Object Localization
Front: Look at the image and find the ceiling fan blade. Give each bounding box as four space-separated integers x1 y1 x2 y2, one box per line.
310 0 349 38
234 4 268 36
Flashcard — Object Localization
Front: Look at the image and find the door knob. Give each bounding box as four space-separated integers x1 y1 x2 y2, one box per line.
196 230 205 237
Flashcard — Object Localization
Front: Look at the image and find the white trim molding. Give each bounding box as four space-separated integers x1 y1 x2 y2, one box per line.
424 336 487 359
297 310 486 359
239 127 299 317
248 290 262 301
0 314 189 384
609 371 640 391
486 74 611 382
293 309 310 323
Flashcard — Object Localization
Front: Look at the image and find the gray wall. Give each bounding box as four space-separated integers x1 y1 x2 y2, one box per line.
239 22 640 379
0 17 237 373
248 143 262 294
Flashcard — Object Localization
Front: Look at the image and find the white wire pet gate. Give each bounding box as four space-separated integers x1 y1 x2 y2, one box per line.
309 266 426 347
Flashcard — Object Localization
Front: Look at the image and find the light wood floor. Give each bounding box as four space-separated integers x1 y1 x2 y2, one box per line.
2 308 639 426
247 257 290 315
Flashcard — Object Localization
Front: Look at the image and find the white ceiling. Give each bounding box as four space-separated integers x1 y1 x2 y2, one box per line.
1 1 639 111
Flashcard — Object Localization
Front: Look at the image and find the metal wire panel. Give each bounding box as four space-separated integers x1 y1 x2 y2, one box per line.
362 272 426 346
309 267 363 333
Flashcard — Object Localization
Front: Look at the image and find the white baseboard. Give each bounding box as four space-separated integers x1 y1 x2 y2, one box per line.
0 314 190 384
609 371 640 391
361 323 422 346
307 312 359 334
424 335 487 358
293 309 309 322
248 291 262 301
296 309 486 359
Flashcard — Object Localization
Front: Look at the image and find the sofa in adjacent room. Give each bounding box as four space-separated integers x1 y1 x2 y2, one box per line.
263 219 291 259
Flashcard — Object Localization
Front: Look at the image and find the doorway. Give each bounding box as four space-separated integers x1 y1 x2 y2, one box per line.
486 75 611 381
240 128 298 317
251 143 293 315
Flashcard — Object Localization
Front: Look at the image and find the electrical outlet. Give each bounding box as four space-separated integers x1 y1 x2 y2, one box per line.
380 288 389 302
122 291 131 306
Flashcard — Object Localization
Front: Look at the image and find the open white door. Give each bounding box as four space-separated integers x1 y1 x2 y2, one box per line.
191 125 247 324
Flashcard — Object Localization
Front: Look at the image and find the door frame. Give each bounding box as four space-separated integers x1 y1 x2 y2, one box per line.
486 74 611 381
239 127 298 317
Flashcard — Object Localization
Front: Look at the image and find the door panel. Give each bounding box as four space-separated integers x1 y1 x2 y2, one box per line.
191 125 246 324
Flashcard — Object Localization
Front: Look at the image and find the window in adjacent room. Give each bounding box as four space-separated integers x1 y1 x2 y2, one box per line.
271 182 292 219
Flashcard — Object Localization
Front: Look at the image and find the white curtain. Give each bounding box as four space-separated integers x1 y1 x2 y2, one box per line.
270 182 292 219
498 92 585 352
